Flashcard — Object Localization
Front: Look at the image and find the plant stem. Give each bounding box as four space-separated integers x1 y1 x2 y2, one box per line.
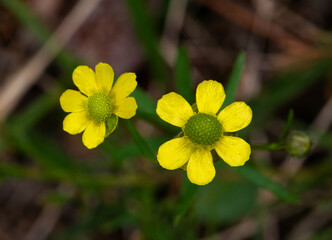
252 142 286 151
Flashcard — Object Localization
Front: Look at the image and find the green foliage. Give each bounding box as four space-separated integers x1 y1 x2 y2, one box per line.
125 0 168 85
279 109 294 143
100 137 166 163
175 46 194 104
223 51 246 108
125 120 157 162
174 176 199 225
195 179 257 223
251 59 331 126
234 164 299 203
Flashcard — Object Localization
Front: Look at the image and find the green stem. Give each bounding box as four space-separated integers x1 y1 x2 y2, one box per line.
278 109 294 143
125 119 157 162
252 142 286 151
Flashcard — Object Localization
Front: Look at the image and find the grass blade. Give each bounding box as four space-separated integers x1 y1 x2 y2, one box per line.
175 46 194 104
278 109 294 143
234 164 299 203
223 52 245 107
251 59 331 125
125 120 157 162
125 0 168 85
10 93 56 130
174 176 199 225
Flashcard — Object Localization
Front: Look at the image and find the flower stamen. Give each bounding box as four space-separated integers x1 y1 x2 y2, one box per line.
184 113 222 146
88 93 112 122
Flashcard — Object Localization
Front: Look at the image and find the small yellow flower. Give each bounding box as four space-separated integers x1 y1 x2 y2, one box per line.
156 80 252 185
60 63 137 149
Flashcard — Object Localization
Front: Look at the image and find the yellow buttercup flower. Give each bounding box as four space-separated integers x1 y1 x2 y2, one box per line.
156 80 252 185
60 63 137 149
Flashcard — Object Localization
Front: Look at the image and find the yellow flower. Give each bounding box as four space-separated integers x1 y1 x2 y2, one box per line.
60 63 137 149
156 80 252 185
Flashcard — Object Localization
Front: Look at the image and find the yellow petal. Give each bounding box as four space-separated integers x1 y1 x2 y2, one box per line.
72 65 98 96
196 80 225 115
215 136 251 167
113 97 137 119
218 102 252 132
157 137 194 170
109 72 137 102
156 92 193 127
63 111 90 135
95 62 114 94
82 121 106 149
60 90 88 113
187 148 215 185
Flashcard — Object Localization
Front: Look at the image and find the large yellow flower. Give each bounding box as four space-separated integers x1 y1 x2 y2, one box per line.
60 63 137 149
156 80 252 185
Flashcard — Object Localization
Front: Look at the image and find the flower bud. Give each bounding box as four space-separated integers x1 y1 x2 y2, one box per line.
286 131 311 157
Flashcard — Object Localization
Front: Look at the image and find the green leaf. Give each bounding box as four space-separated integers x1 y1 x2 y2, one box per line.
105 114 118 137
233 164 299 203
194 180 257 223
125 0 168 85
0 162 27 179
132 87 157 115
125 120 157 162
251 59 331 125
174 176 199 225
307 224 332 240
10 93 56 130
100 137 167 163
7 127 78 171
175 46 194 104
223 52 245 107
53 204 136 240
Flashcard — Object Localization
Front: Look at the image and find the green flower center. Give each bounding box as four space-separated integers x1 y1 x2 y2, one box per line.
184 113 222 145
88 93 112 122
